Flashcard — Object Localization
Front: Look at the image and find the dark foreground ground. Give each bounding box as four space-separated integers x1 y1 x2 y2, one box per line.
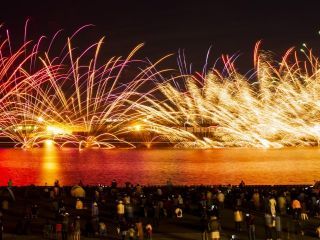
1 184 320 239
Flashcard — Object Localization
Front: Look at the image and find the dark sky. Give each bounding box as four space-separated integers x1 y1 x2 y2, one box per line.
1 0 320 72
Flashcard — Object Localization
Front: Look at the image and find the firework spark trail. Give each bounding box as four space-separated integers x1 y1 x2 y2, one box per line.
2 25 320 150
137 43 320 148
4 30 170 149
0 25 56 148
0 25 153 148
0 65 64 148
37 39 153 149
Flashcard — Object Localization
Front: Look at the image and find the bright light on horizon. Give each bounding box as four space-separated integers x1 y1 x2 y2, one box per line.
46 125 68 135
44 139 54 146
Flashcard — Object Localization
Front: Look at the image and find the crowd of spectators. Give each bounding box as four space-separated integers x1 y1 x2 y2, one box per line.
1 179 320 239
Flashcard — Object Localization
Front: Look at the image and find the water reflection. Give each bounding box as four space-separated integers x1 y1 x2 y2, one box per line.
40 140 60 185
0 147 319 186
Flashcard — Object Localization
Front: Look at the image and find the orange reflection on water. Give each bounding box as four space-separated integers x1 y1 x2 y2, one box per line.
0 147 319 186
39 140 60 185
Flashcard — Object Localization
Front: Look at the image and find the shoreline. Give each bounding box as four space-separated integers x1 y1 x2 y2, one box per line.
0 184 313 188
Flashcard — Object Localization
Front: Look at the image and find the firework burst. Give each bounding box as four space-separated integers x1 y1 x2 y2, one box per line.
0 25 161 149
2 25 320 150
137 42 320 148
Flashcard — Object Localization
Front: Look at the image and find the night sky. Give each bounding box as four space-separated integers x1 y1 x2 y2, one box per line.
1 0 320 72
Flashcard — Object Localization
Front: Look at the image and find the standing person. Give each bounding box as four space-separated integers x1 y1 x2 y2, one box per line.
124 194 131 205
277 194 286 215
62 213 69 240
292 198 302 220
74 216 81 240
128 223 136 240
91 202 99 233
275 215 282 240
43 219 53 239
291 198 300 235
111 179 117 188
126 203 134 222
92 202 99 218
175 207 183 218
239 180 245 188
177 194 184 208
54 180 60 197
245 213 255 240
210 204 219 219
44 183 50 198
265 213 273 240
75 199 83 210
117 201 125 222
200 213 208 240
206 191 213 205
300 207 309 221
135 218 144 240
94 189 100 202
55 222 62 240
252 190 260 210
153 202 160 227
7 179 12 188
120 221 128 240
217 190 225 209
69 222 75 240
269 196 277 216
99 222 107 238
156 188 162 197
145 223 153 240
208 216 221 240
234 208 243 232
300 205 309 236
31 204 39 219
